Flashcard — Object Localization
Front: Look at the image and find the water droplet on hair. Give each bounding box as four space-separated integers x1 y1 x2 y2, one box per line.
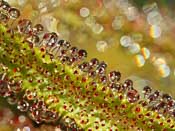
108 71 121 82
17 19 32 34
127 89 140 103
78 49 87 60
142 86 152 97
0 1 11 11
148 90 160 102
99 75 107 84
79 62 89 72
123 79 133 90
9 8 20 19
96 66 106 75
89 58 99 69
33 24 44 34
17 99 29 112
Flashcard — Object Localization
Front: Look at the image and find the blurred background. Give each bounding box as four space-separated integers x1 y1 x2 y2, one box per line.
1 0 175 130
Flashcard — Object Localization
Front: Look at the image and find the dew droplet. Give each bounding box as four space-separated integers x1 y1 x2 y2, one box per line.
148 90 160 102
8 7 20 19
78 49 87 60
99 61 107 68
127 89 140 103
142 86 152 97
33 24 44 34
89 58 99 69
17 19 32 34
0 1 11 11
123 79 133 90
79 62 89 72
25 90 37 100
17 100 29 112
29 109 42 124
108 71 121 82
88 71 96 77
162 94 172 103
69 46 78 56
96 66 105 75
99 75 107 84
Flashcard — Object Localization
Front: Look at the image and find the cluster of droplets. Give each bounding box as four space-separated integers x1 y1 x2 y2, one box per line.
0 0 175 130
0 73 57 122
0 0 20 22
0 71 83 130
142 86 175 118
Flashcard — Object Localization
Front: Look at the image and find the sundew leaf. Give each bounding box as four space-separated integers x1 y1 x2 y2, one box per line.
0 1 175 131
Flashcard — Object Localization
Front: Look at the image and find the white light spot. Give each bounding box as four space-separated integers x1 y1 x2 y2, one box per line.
135 54 145 67
147 11 162 25
96 41 108 52
149 25 161 38
128 43 140 54
55 127 62 131
18 115 26 123
80 7 90 17
143 3 158 14
23 126 30 131
153 57 166 66
41 15 58 33
116 0 129 9
112 16 124 30
120 35 132 47
92 23 104 34
126 6 138 21
141 47 150 59
17 128 21 131
84 16 96 27
158 64 170 78
131 33 143 42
